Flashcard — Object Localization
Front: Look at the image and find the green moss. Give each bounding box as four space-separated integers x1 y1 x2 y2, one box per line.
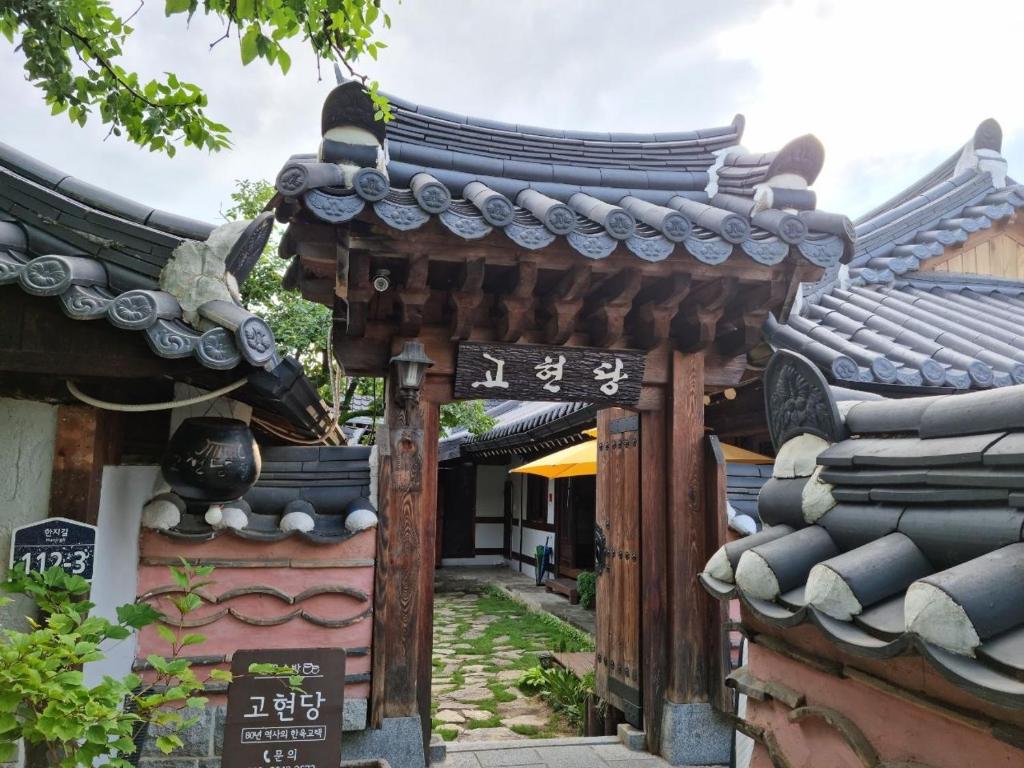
466 716 503 729
435 727 460 742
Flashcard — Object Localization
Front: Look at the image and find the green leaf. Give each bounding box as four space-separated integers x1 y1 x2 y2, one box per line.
156 624 177 645
237 0 255 19
240 27 259 65
117 602 160 629
164 0 191 15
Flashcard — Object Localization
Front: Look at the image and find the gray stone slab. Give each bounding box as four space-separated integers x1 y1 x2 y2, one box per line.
342 715 425 768
476 747 543 766
659 701 731 765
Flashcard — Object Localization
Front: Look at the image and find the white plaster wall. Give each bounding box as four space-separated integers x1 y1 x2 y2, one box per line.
475 523 503 549
475 465 506 518
0 397 58 630
83 466 157 687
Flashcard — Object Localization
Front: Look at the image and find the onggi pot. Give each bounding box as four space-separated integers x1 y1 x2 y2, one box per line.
161 417 261 502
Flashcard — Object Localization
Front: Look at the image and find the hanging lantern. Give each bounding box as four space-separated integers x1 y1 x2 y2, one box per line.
161 417 261 502
389 340 434 413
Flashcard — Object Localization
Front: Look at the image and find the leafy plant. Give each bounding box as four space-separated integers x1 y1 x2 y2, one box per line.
516 665 595 733
0 0 396 156
576 571 596 610
0 560 298 767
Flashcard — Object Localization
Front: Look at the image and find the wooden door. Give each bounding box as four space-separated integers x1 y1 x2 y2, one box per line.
439 465 476 559
595 408 642 726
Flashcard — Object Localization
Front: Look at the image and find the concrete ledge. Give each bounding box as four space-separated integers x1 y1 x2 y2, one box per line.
446 736 620 752
660 701 732 766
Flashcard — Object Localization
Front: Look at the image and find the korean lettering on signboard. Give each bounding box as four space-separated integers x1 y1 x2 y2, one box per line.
9 517 97 582
453 342 646 406
224 648 346 768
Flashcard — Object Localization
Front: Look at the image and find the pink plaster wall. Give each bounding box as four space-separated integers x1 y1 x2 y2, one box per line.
745 641 1024 768
136 529 376 705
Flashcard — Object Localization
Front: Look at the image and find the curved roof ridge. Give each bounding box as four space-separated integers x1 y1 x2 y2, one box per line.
384 90 745 148
855 118 1005 229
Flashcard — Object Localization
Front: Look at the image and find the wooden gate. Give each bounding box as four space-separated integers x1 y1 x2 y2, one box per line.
595 408 642 726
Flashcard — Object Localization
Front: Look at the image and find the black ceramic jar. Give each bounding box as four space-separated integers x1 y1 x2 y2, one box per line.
161 417 261 502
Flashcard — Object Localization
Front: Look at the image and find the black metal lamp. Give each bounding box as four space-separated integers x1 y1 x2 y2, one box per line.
389 340 434 415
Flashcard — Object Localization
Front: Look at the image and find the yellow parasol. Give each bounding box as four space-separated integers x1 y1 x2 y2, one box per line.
510 440 598 479
511 436 771 479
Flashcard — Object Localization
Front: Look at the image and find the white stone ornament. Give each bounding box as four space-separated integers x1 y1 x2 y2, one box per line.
280 511 317 533
345 508 379 532
141 499 182 531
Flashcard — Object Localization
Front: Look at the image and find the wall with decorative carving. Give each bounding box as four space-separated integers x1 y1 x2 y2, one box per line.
136 528 376 723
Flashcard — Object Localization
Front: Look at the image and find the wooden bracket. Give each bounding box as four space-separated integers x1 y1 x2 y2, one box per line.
397 255 430 337
674 278 737 352
496 260 539 342
345 252 372 337
449 258 486 341
586 269 642 347
630 273 692 349
542 265 591 345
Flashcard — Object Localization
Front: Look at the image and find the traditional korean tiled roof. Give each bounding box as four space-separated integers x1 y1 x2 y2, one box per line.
0 141 280 372
459 401 595 458
767 120 1024 391
273 81 854 268
0 141 337 440
701 352 1024 708
145 445 377 543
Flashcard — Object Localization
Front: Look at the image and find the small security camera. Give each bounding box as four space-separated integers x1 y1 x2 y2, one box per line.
372 269 391 293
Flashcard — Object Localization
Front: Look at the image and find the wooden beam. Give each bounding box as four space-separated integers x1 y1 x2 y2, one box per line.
49 404 122 525
666 350 715 702
416 392 441 761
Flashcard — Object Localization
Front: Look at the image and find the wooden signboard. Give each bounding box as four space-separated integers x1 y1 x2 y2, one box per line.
10 517 97 581
453 341 645 405
223 648 346 768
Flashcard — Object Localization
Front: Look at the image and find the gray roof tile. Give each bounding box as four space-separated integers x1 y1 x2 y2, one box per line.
702 350 1024 707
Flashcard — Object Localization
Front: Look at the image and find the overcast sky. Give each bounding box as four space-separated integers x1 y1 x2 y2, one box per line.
4 0 1024 223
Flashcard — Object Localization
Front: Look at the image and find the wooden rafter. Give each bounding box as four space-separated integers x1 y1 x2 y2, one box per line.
397 254 430 337
585 268 643 347
541 264 591 345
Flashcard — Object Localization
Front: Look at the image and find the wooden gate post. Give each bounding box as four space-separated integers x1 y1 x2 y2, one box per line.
657 349 732 763
370 372 440 762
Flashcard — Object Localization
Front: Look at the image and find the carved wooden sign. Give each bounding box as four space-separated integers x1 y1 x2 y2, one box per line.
454 341 645 405
223 647 346 768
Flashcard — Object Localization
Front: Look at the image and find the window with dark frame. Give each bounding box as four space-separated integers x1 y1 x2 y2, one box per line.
525 475 549 524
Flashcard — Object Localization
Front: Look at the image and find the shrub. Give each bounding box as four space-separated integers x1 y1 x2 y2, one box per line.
517 665 595 733
576 571 596 610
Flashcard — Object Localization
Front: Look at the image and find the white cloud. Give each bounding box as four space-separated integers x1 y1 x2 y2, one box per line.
713 0 1024 215
1 0 1022 223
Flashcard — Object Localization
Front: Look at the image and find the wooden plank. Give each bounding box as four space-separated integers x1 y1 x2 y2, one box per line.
640 405 668 749
976 241 991 276
705 435 731 713
666 350 714 702
595 407 642 726
49 404 122 525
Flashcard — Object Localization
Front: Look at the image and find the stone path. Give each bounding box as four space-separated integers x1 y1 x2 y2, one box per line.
431 589 591 743
439 737 679 767
435 566 595 636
